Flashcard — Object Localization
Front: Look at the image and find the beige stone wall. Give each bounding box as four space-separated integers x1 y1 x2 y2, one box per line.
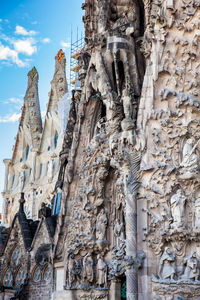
2 51 68 225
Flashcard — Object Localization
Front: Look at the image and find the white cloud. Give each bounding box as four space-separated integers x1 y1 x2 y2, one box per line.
0 25 39 67
7 97 23 104
0 112 21 123
42 38 51 44
13 38 37 56
15 25 36 36
0 44 26 67
60 41 70 50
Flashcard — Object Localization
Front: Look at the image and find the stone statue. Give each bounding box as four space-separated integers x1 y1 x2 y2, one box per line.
67 253 75 287
96 209 108 240
97 254 107 287
194 197 200 230
83 252 94 283
114 219 124 247
122 89 134 120
116 179 124 210
181 251 199 281
158 247 176 280
180 138 199 179
170 189 186 229
95 166 109 205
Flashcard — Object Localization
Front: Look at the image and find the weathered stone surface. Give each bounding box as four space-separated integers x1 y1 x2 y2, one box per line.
2 0 200 299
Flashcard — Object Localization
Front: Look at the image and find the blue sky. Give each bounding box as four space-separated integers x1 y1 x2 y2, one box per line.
0 0 84 211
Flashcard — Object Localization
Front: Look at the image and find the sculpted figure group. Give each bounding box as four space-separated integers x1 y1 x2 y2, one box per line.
158 247 200 282
66 251 107 288
169 188 200 233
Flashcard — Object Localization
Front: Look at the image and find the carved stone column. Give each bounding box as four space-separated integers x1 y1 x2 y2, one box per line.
124 153 140 300
126 191 137 300
109 279 121 300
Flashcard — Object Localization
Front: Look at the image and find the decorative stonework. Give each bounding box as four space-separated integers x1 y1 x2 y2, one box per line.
2 0 200 299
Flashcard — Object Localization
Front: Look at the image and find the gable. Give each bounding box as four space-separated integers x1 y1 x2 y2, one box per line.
30 217 52 254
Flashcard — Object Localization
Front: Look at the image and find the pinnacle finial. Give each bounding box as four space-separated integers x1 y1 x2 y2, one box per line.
19 192 25 213
28 67 38 80
56 49 65 63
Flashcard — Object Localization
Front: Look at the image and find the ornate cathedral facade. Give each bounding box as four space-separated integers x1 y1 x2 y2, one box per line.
1 0 200 299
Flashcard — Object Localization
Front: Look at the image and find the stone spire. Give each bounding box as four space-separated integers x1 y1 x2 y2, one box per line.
47 49 68 112
24 66 42 149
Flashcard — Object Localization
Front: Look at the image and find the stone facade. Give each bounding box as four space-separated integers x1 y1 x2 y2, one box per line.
2 50 68 225
1 0 200 299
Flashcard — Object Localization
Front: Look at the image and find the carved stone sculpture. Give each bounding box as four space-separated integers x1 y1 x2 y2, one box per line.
122 89 135 121
95 166 109 206
181 251 199 281
194 197 200 230
114 219 124 247
66 253 75 287
83 252 94 284
96 254 107 287
158 247 176 280
170 189 186 229
179 138 199 179
96 209 107 240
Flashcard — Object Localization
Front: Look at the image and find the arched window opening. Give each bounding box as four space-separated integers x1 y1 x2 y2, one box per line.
112 60 125 94
43 264 53 282
52 192 62 215
15 267 27 287
112 61 117 92
25 145 29 160
11 247 21 266
121 276 126 299
39 164 43 177
101 102 106 119
3 269 13 287
54 131 58 148
33 266 42 283
118 61 125 94
12 175 15 187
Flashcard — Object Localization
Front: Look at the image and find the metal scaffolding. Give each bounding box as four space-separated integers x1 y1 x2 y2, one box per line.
70 29 84 89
